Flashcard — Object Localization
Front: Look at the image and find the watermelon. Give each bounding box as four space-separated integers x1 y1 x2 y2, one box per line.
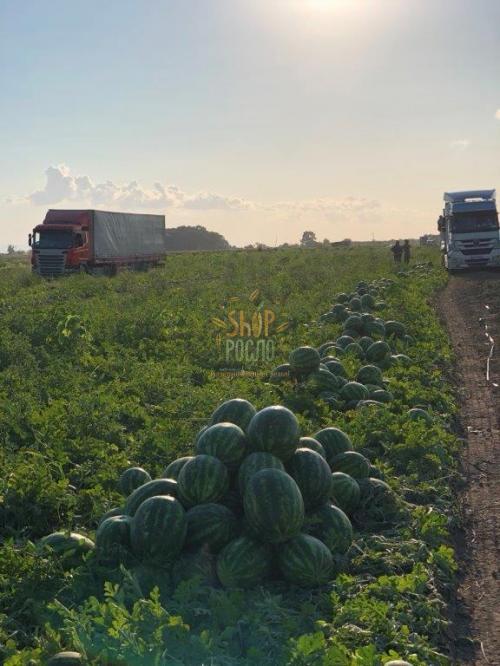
364 321 385 338
47 654 83 666
356 364 383 386
195 422 247 469
98 506 125 526
289 346 321 374
330 303 348 319
130 495 186 565
299 436 326 459
330 472 361 514
385 661 412 665
132 563 171 599
408 407 432 424
358 336 375 352
343 342 364 358
177 455 229 507
366 340 391 362
306 368 342 394
95 515 132 565
269 363 294 384
385 320 406 338
330 451 370 479
237 451 285 494
124 478 178 516
335 292 349 303
194 426 208 444
357 478 401 523
349 297 362 312
313 427 353 465
392 353 412 366
172 549 217 587
162 456 194 480
216 536 273 588
243 469 304 543
340 382 369 402
360 293 375 310
376 355 393 371
343 315 363 332
371 389 393 403
210 398 256 431
304 503 353 554
320 311 338 324
361 313 375 324
356 400 385 410
119 467 151 496
185 503 238 553
336 335 355 349
38 532 95 569
286 448 332 509
369 465 384 479
277 534 334 587
318 340 337 356
247 405 300 461
319 392 342 409
323 360 347 377
219 487 244 516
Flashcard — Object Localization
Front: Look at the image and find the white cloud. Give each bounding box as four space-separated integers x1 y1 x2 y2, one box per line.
450 139 470 151
495 109 500 120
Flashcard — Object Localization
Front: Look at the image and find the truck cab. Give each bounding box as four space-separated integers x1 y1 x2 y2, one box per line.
438 190 500 270
30 222 89 277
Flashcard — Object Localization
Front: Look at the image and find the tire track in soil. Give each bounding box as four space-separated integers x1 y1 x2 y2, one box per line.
438 273 500 665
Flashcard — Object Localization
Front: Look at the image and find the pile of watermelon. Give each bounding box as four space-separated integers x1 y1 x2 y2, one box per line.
39 398 400 590
270 279 412 410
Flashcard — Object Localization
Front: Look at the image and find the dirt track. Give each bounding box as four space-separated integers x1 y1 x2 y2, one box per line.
438 273 500 665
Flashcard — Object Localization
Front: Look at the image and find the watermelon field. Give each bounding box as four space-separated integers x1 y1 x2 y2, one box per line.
0 246 469 664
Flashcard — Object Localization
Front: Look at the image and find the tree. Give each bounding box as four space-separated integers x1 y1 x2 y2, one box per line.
164 226 230 251
300 231 318 248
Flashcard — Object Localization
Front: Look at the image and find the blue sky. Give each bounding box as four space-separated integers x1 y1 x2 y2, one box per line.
1 0 500 248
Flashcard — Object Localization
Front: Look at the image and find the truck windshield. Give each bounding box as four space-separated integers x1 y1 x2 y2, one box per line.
451 211 499 234
35 231 74 249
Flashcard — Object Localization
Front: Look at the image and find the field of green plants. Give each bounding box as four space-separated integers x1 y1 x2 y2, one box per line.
0 246 461 665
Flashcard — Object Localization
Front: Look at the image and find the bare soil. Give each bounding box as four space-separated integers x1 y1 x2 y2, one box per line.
437 272 500 665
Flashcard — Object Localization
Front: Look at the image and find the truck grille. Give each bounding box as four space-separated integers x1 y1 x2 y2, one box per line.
36 252 66 277
461 247 493 256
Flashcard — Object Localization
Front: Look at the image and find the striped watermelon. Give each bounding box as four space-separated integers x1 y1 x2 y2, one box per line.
360 293 375 310
349 297 362 312
194 426 208 444
119 467 151 496
408 407 432 424
98 506 124 526
335 292 349 303
269 363 294 384
356 477 401 524
162 456 194 480
209 398 257 431
38 532 95 569
358 336 375 352
313 427 353 466
130 495 186 565
304 503 353 555
299 436 326 459
247 405 300 461
243 469 304 543
323 360 348 377
330 472 361 514
185 503 238 553
177 455 229 507
364 321 386 338
344 342 364 358
306 368 342 394
237 451 285 495
377 355 393 371
318 340 338 356
286 448 332 509
124 478 178 516
195 422 247 469
216 536 273 588
336 335 355 349
47 654 83 665
343 315 364 332
289 346 321 374
95 515 132 565
370 389 393 403
340 382 369 402
356 365 383 386
278 534 334 587
366 340 391 362
385 320 406 338
330 451 370 479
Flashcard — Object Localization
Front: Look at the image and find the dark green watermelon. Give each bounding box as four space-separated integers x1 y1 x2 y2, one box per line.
216 536 273 588
366 340 391 362
330 472 361 514
247 405 300 461
195 422 247 469
340 381 369 402
289 346 321 374
38 532 95 569
119 467 151 496
407 407 432 424
177 455 229 507
162 456 194 480
336 335 355 349
304 503 353 555
343 315 364 332
385 320 406 338
323 360 348 377
330 451 370 479
305 368 342 394
237 451 285 495
356 364 384 386
95 515 132 565
124 478 178 516
313 427 353 466
130 495 186 565
243 469 304 543
209 398 257 431
98 506 125 526
47 653 83 666
269 363 294 384
278 534 334 587
299 436 326 459
185 503 238 553
286 448 332 509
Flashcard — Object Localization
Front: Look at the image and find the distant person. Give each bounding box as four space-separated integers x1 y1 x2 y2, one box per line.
390 240 403 265
403 239 411 264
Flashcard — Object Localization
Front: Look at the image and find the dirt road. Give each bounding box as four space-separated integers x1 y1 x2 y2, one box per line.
438 273 500 665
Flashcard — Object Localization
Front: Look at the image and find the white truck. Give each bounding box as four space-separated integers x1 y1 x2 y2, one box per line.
438 190 500 270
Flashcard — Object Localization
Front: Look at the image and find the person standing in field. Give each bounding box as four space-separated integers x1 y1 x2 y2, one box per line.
390 240 403 265
403 239 411 264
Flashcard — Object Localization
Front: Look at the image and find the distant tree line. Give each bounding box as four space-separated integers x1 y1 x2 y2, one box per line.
164 225 230 251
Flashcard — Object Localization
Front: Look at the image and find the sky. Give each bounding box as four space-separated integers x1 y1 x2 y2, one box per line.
1 0 500 249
